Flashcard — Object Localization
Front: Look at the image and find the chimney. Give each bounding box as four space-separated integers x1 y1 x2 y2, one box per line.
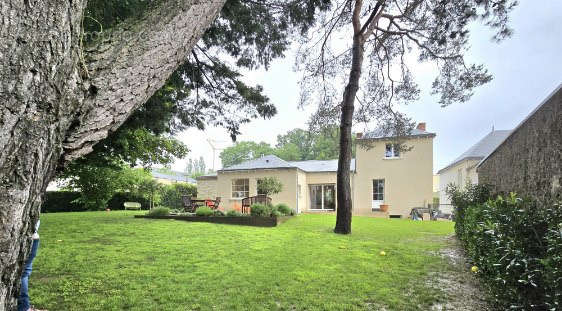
356 132 363 139
416 122 426 131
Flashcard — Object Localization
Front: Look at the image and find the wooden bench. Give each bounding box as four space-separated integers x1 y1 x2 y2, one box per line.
124 202 141 210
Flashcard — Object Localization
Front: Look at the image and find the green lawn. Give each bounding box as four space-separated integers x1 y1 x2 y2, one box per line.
31 211 454 310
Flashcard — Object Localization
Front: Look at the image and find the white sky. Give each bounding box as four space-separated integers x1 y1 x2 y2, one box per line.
172 1 562 174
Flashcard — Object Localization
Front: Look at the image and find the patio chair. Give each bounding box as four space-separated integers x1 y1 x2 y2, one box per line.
181 196 196 212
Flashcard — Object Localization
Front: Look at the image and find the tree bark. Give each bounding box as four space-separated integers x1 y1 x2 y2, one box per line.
334 33 364 234
0 0 225 309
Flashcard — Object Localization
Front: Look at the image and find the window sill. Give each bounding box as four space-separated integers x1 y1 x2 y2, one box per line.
382 157 401 160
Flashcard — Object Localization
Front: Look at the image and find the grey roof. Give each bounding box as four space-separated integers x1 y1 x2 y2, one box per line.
289 159 356 172
220 155 355 173
362 128 435 140
438 130 512 174
221 155 294 171
196 172 218 180
477 83 562 169
152 170 197 184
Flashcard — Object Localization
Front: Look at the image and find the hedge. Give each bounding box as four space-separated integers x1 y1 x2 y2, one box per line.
449 184 562 310
42 191 150 213
40 191 88 213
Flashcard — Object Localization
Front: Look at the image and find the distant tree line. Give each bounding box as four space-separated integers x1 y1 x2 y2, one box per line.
219 126 357 168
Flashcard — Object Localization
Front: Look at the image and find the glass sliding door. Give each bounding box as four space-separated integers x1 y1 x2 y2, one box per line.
309 184 336 210
310 185 323 210
323 185 336 210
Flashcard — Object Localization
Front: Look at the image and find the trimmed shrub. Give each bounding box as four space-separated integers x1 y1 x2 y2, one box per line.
226 210 244 217
195 206 213 217
147 207 170 216
275 203 292 216
41 191 87 213
449 184 562 310
250 203 271 217
213 210 225 216
160 183 197 210
107 192 150 210
42 191 150 212
271 210 282 217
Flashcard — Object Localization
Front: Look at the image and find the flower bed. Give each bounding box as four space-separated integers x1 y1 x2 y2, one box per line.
134 214 293 227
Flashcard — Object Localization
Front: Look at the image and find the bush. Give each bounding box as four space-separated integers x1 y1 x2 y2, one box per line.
147 207 170 216
226 210 244 217
107 192 150 210
275 203 292 216
42 191 150 212
271 210 282 217
449 185 562 310
250 203 271 217
160 183 197 210
41 191 88 213
213 210 225 216
195 206 214 216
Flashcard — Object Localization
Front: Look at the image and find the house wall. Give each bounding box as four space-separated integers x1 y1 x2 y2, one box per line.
296 170 307 213
438 159 480 206
216 169 298 211
478 85 562 201
197 178 218 199
354 136 434 217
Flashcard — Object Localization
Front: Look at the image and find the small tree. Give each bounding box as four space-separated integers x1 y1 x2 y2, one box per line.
139 179 164 210
257 177 284 197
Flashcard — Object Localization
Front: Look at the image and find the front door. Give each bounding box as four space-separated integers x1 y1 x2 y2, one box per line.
310 184 336 210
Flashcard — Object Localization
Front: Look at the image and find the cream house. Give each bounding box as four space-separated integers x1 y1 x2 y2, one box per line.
197 124 435 218
437 129 512 208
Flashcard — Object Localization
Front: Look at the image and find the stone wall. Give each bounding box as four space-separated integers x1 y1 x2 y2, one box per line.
477 85 562 202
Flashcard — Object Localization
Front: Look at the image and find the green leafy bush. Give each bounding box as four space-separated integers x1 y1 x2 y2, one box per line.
147 207 170 216
195 206 214 217
448 185 562 310
250 203 271 217
160 183 197 210
226 210 244 217
275 203 292 216
213 210 225 216
41 191 87 213
107 192 149 211
271 210 282 217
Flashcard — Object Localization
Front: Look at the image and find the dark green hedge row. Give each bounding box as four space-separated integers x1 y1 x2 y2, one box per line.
450 184 562 310
40 191 87 213
41 191 150 212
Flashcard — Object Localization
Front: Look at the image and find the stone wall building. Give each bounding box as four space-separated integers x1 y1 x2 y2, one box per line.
477 84 562 202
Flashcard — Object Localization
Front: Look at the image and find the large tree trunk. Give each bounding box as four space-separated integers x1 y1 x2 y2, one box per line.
0 0 225 309
334 33 365 234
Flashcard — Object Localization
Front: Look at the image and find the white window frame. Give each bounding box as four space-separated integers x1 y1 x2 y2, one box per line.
309 184 336 211
372 179 385 210
231 179 249 199
384 143 400 158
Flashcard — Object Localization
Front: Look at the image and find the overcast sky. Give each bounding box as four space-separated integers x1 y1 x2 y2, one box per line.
172 1 562 174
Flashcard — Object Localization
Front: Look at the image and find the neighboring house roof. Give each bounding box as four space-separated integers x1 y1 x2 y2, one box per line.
361 128 436 140
151 170 197 184
476 83 562 169
437 130 512 174
219 155 356 173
